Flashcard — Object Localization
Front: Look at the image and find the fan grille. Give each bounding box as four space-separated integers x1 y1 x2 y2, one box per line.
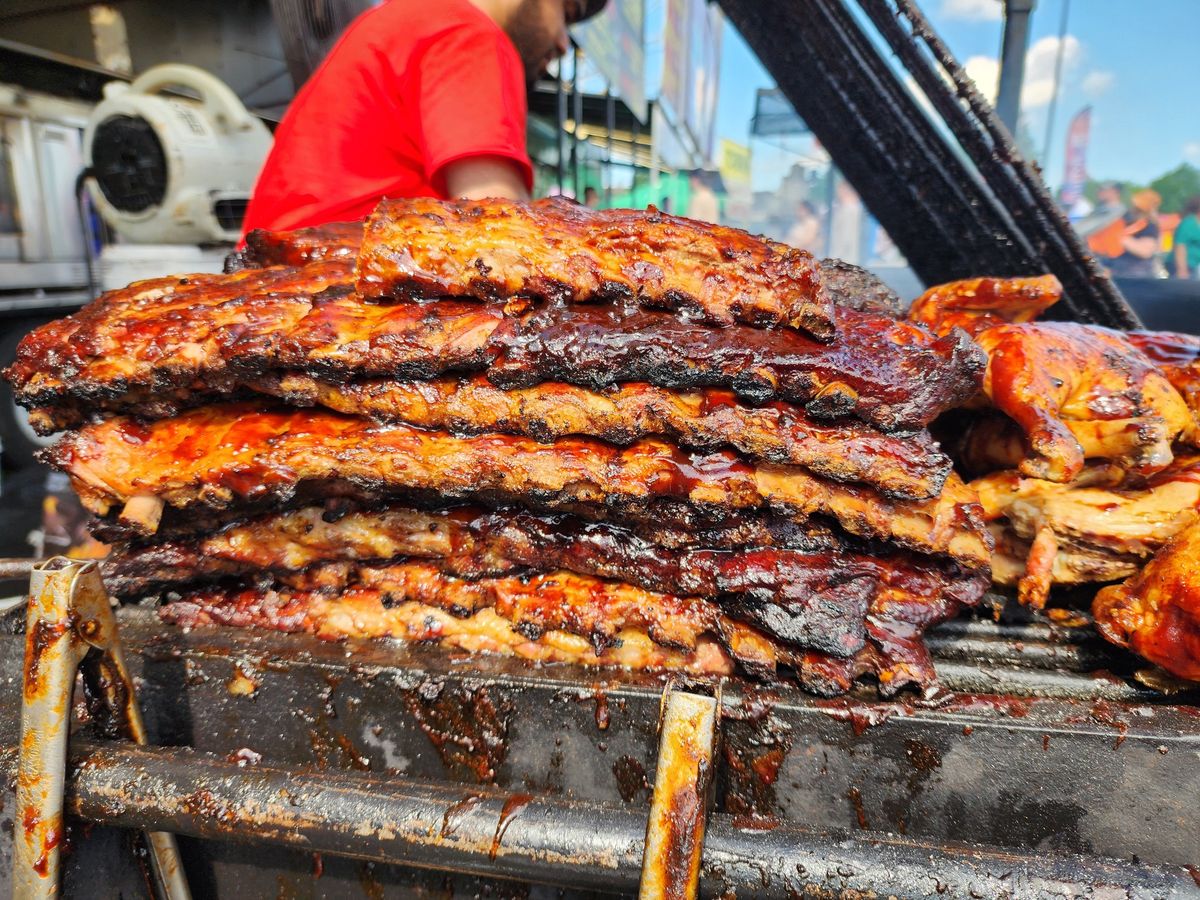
91 115 168 214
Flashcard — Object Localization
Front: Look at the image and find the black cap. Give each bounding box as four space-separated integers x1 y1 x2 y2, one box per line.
572 0 609 24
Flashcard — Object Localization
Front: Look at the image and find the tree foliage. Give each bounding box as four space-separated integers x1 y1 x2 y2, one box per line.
1150 165 1200 213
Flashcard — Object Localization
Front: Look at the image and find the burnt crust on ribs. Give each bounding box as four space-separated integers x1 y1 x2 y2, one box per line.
356 196 837 340
105 506 876 658
48 404 993 567
7 263 984 435
487 302 985 433
226 218 904 323
818 258 906 317
159 557 970 696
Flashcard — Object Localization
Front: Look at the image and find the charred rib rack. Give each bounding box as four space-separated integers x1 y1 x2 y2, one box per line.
8 271 983 435
356 196 837 338
6 197 994 697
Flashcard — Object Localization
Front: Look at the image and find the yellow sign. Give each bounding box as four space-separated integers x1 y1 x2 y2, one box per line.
720 139 751 186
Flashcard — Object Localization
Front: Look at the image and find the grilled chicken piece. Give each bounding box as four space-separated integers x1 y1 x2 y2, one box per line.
255 375 951 500
973 323 1194 481
1127 330 1200 414
357 196 837 339
105 503 986 657
972 456 1200 606
50 404 993 567
1093 516 1200 682
8 266 984 435
989 523 1139 589
908 274 1063 337
951 411 1179 481
911 276 1196 481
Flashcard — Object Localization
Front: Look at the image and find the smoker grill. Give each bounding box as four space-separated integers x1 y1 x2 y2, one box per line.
2 601 1199 897
3 2 1199 897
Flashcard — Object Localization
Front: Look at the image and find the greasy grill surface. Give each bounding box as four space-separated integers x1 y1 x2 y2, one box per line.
356 196 837 339
8 268 984 435
50 404 992 566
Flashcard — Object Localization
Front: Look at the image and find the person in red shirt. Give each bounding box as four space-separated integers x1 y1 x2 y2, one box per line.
242 0 606 234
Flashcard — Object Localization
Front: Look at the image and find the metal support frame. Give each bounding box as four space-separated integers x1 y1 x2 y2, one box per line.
14 558 190 900
0 739 1194 899
555 61 566 193
996 0 1036 134
605 84 615 206
571 44 583 200
639 687 718 899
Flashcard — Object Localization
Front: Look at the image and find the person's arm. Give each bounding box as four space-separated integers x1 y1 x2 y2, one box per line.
442 155 530 201
1177 241 1191 279
1122 234 1158 258
414 21 534 201
1122 220 1160 259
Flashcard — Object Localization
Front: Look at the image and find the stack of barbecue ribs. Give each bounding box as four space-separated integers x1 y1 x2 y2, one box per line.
5 197 994 697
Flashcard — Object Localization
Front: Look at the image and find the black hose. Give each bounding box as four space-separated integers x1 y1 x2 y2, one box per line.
74 167 97 302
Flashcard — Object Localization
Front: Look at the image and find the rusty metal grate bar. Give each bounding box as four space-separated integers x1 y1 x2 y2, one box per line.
0 741 1196 899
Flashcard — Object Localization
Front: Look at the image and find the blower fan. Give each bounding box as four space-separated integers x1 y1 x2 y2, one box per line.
270 0 376 88
85 63 273 245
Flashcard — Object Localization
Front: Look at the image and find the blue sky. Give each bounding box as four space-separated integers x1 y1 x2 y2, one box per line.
714 0 1200 191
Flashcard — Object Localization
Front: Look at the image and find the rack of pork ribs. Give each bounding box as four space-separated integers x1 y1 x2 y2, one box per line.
6 197 993 698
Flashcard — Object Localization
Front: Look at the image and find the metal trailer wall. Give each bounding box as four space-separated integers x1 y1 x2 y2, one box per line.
0 1 293 118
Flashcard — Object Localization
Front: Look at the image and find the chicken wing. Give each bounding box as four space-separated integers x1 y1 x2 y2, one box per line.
908 274 1063 338
1093 516 1200 681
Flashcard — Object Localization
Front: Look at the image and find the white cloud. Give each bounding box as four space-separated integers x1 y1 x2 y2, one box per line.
941 0 1003 22
962 55 1001 103
1020 35 1082 108
949 36 1083 110
1081 70 1115 98
907 33 1101 131
1185 142 1200 164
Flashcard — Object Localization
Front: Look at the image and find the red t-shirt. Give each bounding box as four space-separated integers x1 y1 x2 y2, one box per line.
241 0 532 235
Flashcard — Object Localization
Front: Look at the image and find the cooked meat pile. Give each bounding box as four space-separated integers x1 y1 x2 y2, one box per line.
912 277 1200 681
5 198 1000 697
